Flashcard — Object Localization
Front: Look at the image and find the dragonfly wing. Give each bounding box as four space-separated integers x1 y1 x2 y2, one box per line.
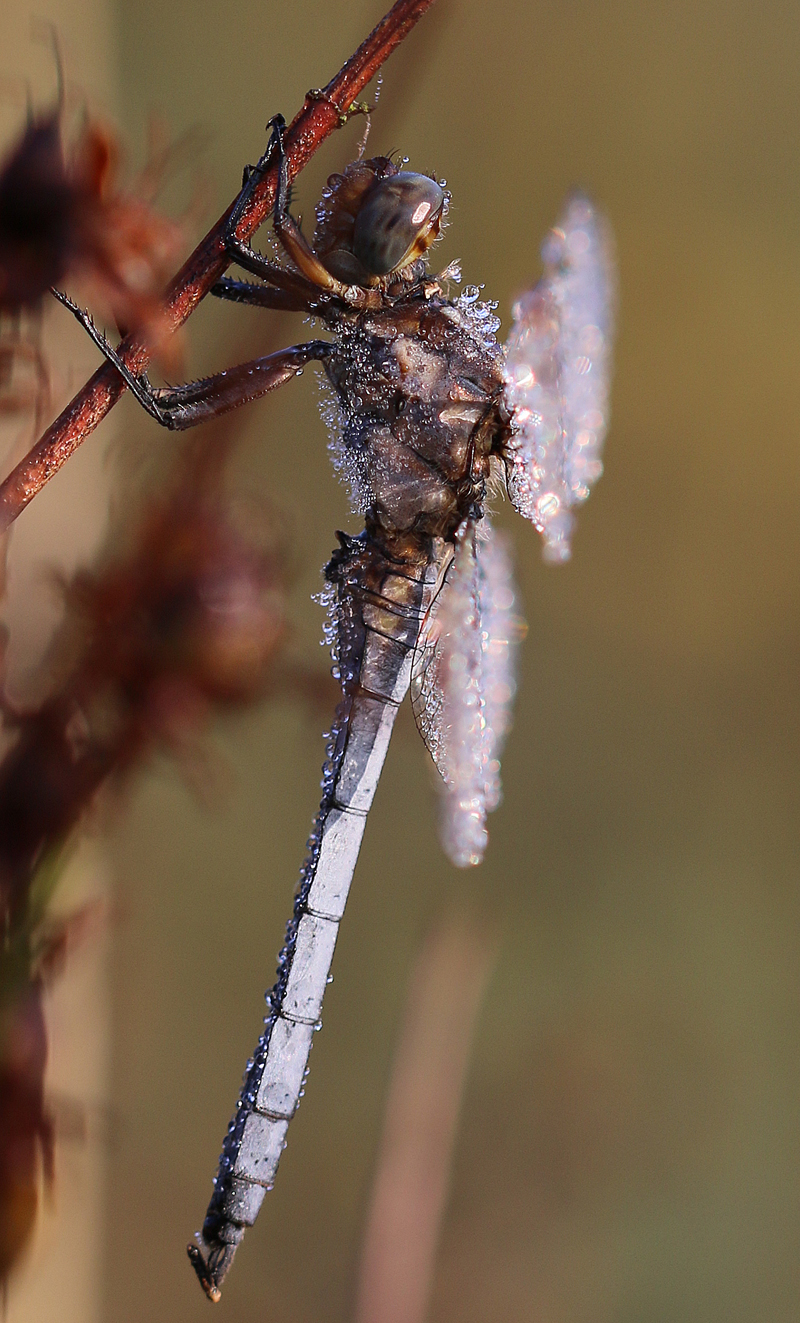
475 521 521 817
409 544 455 779
412 519 523 868
504 193 615 563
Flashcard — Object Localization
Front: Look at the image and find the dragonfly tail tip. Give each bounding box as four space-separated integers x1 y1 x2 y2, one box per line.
187 1243 223 1302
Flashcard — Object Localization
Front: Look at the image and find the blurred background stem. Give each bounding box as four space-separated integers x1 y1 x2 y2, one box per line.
355 916 496 1323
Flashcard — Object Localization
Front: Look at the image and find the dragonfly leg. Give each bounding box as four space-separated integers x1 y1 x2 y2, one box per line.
140 342 332 428
52 287 329 429
219 239 321 302
51 288 173 424
222 127 324 303
209 276 311 312
222 118 374 309
267 116 375 308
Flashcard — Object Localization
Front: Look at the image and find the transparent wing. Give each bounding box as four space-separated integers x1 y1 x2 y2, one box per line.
503 193 615 563
409 623 447 782
411 519 523 868
476 522 521 820
409 544 457 778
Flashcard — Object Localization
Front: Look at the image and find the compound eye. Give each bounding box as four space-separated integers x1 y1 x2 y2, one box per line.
352 172 445 277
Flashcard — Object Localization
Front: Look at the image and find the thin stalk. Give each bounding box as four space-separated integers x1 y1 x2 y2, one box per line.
355 917 496 1323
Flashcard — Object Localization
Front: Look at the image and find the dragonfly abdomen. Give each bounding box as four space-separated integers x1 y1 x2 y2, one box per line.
189 531 450 1299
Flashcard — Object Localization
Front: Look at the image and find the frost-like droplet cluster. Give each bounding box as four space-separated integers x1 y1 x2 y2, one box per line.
317 355 372 516
455 285 502 352
312 579 341 680
503 194 615 562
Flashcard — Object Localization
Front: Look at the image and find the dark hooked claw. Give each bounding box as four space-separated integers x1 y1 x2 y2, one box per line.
50 288 172 426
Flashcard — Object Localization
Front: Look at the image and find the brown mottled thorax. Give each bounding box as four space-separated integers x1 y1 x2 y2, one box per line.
321 293 513 545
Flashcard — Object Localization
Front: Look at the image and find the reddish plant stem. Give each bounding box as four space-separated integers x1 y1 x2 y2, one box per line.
0 0 436 533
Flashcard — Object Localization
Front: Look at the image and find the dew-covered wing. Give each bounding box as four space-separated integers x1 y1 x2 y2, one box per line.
503 194 615 563
409 602 448 783
411 519 522 868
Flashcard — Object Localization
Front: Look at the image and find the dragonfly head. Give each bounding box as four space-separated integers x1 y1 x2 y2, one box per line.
314 158 446 289
352 172 445 277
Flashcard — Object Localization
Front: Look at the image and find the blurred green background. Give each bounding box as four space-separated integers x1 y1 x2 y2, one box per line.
6 0 800 1319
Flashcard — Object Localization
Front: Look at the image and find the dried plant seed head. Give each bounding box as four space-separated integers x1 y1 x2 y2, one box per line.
352 172 445 276
0 112 73 309
0 97 188 377
75 496 287 717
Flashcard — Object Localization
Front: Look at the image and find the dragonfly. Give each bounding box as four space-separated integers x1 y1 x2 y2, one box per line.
57 112 614 1299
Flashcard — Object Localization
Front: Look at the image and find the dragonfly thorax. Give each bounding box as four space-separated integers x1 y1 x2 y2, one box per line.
322 298 512 540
